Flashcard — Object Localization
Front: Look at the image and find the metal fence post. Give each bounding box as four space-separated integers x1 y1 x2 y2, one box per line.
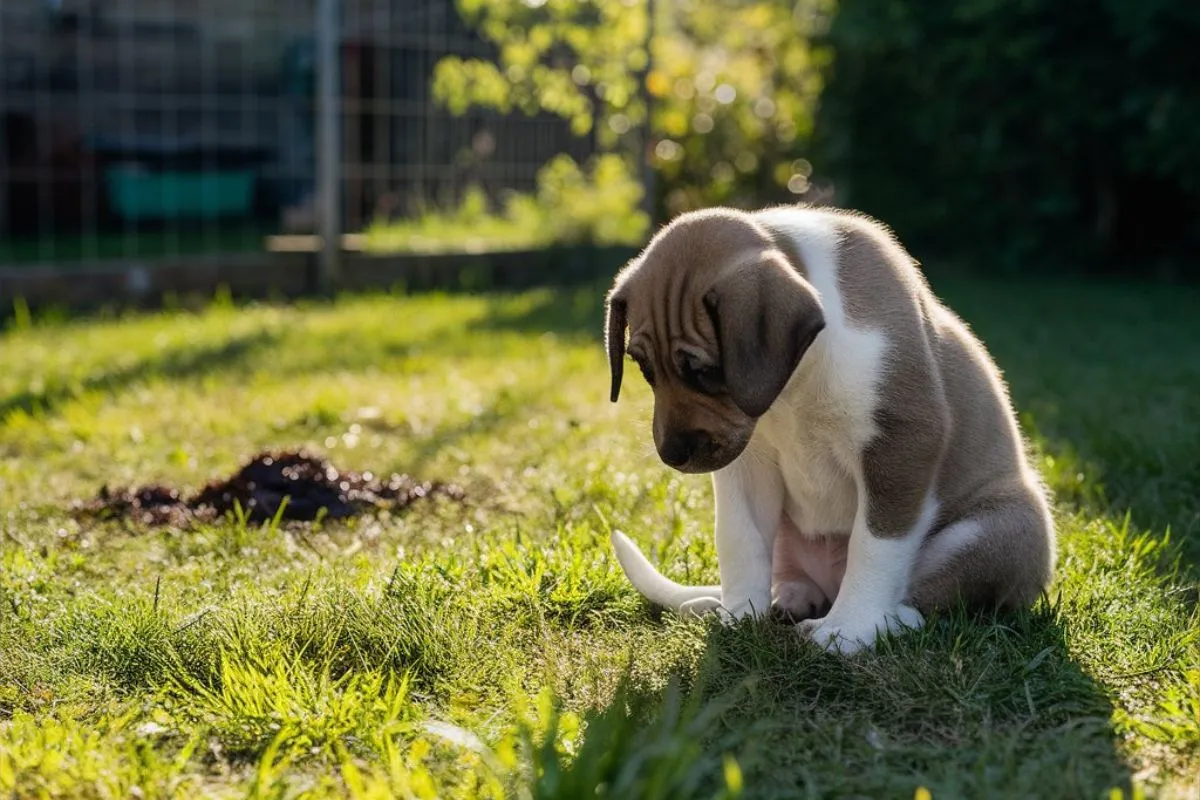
315 0 342 292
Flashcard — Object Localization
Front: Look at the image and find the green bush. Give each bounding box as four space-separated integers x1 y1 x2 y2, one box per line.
510 154 650 247
364 155 648 254
815 0 1200 277
432 0 834 220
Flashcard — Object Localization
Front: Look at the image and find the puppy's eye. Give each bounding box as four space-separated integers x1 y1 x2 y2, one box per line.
629 354 655 387
678 353 724 394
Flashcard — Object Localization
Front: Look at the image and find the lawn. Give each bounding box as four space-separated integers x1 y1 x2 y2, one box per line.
0 274 1198 798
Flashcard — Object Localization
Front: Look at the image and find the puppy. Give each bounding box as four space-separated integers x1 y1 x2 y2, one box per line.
605 205 1055 654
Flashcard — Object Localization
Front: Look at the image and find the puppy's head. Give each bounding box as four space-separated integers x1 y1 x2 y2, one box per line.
606 209 825 473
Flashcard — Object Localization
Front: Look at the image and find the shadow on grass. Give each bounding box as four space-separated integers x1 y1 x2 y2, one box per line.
542 274 1199 796
547 608 1130 799
931 273 1200 560
0 328 281 424
549 275 1197 796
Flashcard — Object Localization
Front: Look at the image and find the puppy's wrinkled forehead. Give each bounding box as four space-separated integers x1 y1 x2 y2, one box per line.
616 210 775 334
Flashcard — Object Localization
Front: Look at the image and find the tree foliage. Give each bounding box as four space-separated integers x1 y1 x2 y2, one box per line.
433 0 835 218
433 0 649 145
815 0 1200 275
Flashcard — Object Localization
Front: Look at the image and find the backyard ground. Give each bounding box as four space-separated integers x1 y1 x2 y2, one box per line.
1 273 1198 798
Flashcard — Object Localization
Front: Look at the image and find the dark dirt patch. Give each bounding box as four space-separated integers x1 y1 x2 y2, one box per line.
74 450 464 526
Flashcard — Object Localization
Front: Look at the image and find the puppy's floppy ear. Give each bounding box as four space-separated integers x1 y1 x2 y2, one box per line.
605 292 627 402
704 255 825 417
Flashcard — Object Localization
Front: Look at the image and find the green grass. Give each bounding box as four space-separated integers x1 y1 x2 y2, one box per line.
0 274 1197 798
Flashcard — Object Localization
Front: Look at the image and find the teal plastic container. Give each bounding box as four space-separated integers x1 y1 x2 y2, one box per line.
105 166 257 221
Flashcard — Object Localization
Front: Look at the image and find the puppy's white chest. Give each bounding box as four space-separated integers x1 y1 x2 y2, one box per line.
777 434 857 535
753 331 885 536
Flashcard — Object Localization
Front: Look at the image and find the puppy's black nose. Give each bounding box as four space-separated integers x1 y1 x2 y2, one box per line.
660 430 710 467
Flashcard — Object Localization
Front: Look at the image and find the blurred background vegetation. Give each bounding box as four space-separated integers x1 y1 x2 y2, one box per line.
4 0 1197 282
819 0 1200 279
398 0 1200 280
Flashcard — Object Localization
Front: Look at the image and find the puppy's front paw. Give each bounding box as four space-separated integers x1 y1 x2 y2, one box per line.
797 604 924 655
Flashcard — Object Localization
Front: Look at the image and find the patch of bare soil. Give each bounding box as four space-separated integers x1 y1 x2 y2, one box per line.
74 450 464 526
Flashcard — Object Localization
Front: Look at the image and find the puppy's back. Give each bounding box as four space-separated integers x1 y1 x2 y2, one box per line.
762 205 1055 609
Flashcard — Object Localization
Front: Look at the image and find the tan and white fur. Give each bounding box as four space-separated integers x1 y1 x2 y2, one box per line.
605 205 1055 654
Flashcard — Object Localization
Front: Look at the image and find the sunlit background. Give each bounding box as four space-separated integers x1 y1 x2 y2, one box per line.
4 0 1197 301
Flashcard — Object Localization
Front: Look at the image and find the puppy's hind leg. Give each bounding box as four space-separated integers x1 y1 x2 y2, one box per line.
770 519 836 620
909 487 1055 614
772 577 828 621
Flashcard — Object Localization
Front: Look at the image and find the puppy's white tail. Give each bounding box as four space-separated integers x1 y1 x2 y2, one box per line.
610 531 720 611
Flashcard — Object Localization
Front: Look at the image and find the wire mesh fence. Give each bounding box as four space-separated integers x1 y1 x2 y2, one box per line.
0 0 600 275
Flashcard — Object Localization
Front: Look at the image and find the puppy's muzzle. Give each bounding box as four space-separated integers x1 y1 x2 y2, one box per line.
658 430 717 470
